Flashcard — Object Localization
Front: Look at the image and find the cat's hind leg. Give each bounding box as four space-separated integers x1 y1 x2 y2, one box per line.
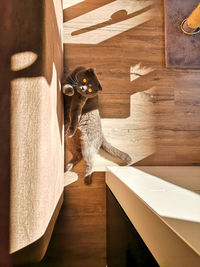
82 146 97 185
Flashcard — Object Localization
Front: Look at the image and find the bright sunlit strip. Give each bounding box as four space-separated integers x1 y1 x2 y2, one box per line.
63 0 153 44
130 63 154 82
11 51 38 71
108 166 200 223
63 0 85 9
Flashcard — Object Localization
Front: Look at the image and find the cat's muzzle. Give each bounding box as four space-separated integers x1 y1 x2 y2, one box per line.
79 85 88 92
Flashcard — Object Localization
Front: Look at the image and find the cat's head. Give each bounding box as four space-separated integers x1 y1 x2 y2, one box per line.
75 68 102 98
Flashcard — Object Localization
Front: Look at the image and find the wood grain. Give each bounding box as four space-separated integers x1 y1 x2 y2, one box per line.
30 164 106 267
28 1 200 265
64 0 200 166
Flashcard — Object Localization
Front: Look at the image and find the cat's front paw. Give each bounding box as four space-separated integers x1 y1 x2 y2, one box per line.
62 84 74 96
66 163 74 171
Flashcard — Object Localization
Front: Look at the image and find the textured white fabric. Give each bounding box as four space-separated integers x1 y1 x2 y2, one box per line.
10 0 64 253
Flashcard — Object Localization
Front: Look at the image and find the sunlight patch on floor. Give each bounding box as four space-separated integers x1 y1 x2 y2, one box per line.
63 0 154 44
93 88 156 171
130 63 154 82
63 0 157 171
63 0 85 10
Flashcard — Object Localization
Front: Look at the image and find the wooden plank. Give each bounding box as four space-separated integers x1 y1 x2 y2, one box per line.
99 93 130 118
36 171 106 267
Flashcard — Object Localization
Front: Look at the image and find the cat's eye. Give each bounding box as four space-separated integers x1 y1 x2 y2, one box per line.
88 88 92 93
82 78 87 83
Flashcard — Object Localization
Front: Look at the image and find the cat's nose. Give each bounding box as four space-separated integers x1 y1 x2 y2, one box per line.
80 85 87 92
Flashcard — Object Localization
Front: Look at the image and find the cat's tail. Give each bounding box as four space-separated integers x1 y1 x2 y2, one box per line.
101 137 133 165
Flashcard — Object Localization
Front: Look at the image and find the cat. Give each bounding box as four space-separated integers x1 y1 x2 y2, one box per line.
62 67 132 185
62 66 102 137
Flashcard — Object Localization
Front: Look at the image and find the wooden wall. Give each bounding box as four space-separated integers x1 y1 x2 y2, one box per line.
107 187 158 267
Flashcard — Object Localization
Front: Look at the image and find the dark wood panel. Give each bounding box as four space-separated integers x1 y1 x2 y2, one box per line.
107 187 159 267
0 0 13 265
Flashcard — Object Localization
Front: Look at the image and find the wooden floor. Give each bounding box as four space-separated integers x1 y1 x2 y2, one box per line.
29 167 106 267
29 0 200 266
63 0 200 167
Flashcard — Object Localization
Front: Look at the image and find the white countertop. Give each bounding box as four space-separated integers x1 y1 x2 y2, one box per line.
106 166 200 267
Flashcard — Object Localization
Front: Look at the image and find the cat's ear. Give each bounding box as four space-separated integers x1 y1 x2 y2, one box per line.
88 68 102 91
98 81 102 91
87 68 94 74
